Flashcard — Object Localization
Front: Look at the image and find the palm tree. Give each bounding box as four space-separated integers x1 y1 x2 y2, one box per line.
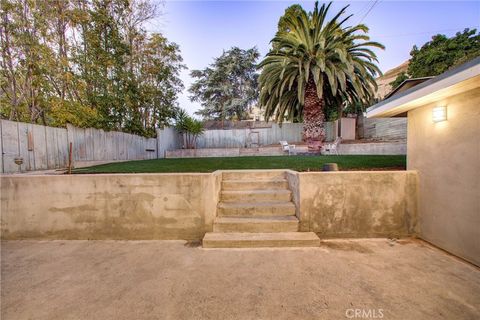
258 2 384 149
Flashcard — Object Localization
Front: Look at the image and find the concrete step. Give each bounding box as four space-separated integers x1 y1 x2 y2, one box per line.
222 179 289 191
221 189 292 202
203 232 320 248
213 216 299 233
218 201 296 216
222 170 286 181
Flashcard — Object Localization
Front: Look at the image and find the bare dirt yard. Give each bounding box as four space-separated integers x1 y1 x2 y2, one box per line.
1 239 479 320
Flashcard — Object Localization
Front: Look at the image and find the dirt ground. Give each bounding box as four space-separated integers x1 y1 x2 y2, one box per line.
1 239 479 320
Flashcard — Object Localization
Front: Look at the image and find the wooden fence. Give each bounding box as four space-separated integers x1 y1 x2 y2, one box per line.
1 116 407 173
195 123 304 149
0 120 156 173
357 116 407 140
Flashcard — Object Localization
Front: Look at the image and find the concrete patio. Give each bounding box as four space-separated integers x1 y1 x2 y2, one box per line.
1 239 479 320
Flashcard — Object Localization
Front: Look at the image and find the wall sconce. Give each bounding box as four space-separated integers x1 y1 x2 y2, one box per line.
432 106 447 123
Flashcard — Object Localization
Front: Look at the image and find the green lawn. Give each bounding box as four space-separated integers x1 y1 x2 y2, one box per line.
73 155 406 173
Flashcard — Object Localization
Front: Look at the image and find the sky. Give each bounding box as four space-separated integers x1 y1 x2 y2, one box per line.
150 0 480 115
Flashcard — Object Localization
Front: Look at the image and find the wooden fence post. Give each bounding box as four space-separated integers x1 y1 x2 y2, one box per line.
68 142 73 174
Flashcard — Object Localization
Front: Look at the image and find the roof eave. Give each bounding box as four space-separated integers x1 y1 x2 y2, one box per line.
367 57 480 118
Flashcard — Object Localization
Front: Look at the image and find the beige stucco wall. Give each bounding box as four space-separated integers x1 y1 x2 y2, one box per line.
407 88 480 266
297 171 418 237
1 173 221 240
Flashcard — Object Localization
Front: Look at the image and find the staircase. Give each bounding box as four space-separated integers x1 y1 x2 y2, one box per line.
203 170 320 248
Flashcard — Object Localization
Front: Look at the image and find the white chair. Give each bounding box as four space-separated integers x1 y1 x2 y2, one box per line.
322 137 341 155
279 140 296 155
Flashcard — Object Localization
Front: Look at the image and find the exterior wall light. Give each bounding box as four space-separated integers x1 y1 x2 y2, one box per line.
432 106 447 123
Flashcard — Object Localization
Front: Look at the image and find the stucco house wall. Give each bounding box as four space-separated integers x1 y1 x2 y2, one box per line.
407 89 480 266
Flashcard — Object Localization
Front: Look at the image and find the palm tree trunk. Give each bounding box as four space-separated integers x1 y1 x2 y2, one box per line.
302 79 326 150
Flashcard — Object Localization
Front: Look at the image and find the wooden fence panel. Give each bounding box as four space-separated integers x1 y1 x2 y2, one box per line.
1 120 20 173
18 122 32 171
1 120 158 173
358 116 407 140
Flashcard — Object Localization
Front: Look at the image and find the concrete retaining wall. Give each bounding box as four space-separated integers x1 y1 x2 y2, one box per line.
292 171 418 237
1 173 221 240
1 171 417 240
338 142 407 155
166 147 285 158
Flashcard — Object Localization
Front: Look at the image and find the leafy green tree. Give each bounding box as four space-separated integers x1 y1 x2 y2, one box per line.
138 34 186 136
391 28 480 88
258 2 383 148
189 47 259 122
0 0 184 137
0 0 57 124
389 72 408 91
76 0 131 130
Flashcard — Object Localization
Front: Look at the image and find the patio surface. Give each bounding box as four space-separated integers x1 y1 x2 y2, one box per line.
1 239 479 320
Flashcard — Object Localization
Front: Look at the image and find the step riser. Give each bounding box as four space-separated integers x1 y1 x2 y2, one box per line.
221 191 291 202
222 171 286 181
222 181 289 191
203 239 320 248
205 170 313 248
213 222 298 233
218 206 296 217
